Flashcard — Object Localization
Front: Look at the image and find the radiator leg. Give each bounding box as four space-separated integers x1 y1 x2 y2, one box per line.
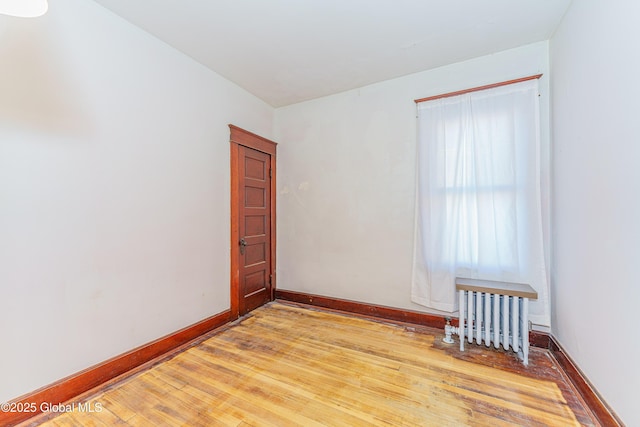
467 291 473 345
459 290 465 352
522 298 530 365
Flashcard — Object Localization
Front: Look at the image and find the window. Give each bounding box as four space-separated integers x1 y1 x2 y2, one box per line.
411 79 547 314
436 109 521 271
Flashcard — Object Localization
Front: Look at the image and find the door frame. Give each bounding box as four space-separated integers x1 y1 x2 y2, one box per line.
229 124 277 319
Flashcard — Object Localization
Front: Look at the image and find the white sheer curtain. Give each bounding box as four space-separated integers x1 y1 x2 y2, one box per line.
411 79 548 319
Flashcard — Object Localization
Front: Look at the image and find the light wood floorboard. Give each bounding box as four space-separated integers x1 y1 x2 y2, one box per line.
24 302 599 426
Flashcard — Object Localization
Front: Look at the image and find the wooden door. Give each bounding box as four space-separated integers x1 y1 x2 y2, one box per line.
230 125 276 318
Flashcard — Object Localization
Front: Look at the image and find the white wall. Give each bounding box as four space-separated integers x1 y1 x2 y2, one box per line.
0 0 273 402
550 1 640 425
274 42 551 326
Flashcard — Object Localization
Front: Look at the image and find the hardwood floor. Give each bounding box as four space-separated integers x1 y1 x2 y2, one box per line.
25 302 599 426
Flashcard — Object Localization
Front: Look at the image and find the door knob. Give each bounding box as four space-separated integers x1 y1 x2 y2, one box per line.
239 238 247 255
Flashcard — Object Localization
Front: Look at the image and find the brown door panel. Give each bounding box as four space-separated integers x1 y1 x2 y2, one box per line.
230 127 276 318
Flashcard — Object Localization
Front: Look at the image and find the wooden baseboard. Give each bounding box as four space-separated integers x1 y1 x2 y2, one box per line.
275 289 457 329
529 330 551 349
275 289 622 426
547 335 623 426
1 310 231 427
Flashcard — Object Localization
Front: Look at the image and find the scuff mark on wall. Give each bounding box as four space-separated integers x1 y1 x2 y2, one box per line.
279 183 310 209
298 181 310 191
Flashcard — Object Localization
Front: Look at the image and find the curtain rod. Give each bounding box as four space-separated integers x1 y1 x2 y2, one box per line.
414 74 542 104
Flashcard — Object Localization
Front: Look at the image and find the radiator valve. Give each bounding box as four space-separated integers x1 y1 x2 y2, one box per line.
443 317 457 344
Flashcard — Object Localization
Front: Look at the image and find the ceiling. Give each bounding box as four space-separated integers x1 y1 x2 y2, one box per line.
92 0 571 107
